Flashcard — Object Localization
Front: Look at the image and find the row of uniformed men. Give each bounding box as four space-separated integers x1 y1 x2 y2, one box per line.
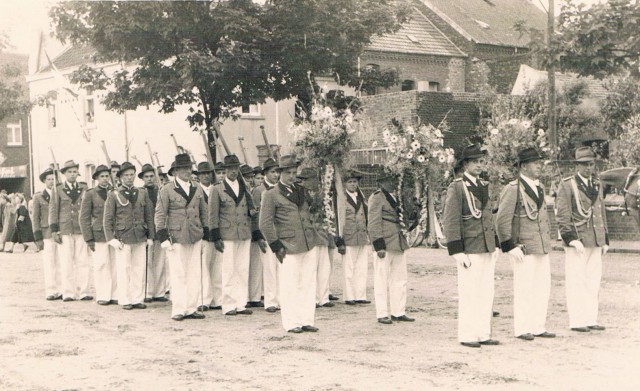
442 145 608 348
35 152 413 332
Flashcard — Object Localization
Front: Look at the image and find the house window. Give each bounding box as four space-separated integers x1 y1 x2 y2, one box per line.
85 164 96 187
401 80 415 91
48 104 57 129
241 103 261 117
7 121 22 146
429 82 440 92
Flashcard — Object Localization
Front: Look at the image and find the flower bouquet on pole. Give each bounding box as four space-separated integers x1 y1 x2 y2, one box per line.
381 120 455 246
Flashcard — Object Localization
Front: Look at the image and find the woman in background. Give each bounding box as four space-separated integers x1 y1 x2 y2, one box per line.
9 193 35 253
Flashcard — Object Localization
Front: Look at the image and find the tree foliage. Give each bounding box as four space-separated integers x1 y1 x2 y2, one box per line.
599 76 640 139
0 63 31 123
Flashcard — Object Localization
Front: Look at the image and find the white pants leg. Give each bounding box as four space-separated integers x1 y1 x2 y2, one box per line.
373 252 390 318
584 247 603 327
477 251 497 341
262 250 279 309
531 254 551 335
316 245 331 305
167 241 203 317
93 242 117 302
146 241 168 299
115 243 145 305
248 242 264 302
344 245 369 301
200 241 214 306
457 253 495 343
211 246 222 307
42 238 61 298
373 250 408 318
59 234 90 299
221 240 251 313
279 247 318 331
566 246 602 328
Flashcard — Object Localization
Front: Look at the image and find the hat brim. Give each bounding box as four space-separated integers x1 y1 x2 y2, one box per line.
60 164 80 173
39 171 54 183
279 163 299 170
92 168 111 180
138 169 156 179
515 156 544 167
576 157 597 163
461 152 486 161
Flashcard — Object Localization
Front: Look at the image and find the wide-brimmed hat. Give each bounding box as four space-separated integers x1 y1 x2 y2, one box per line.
223 155 241 168
110 160 120 169
376 171 397 183
92 164 111 180
279 154 300 170
117 161 136 178
453 158 464 175
39 167 55 183
575 146 597 163
240 164 254 177
253 166 264 175
515 147 544 167
214 161 225 171
193 161 214 175
262 158 279 172
460 144 486 162
297 167 318 180
168 153 193 176
60 160 80 174
137 163 156 179
343 170 363 181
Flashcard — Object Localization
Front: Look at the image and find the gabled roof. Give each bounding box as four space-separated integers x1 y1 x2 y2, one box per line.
511 64 608 99
367 7 466 58
418 0 547 48
38 45 98 73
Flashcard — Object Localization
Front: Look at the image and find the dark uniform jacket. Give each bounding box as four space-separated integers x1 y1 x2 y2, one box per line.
155 180 208 245
367 188 409 253
259 182 318 255
496 178 552 255
341 190 369 247
208 179 260 242
49 182 88 235
556 174 608 247
104 185 155 244
80 186 110 243
442 176 497 255
32 190 52 241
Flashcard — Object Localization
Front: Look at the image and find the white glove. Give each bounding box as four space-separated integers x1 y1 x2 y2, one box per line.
569 240 585 255
108 238 123 250
160 240 173 251
508 246 525 263
146 239 154 247
602 245 609 255
17 216 25 222
453 253 471 269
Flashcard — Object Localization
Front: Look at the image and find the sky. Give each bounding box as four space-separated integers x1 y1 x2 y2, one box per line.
0 0 608 55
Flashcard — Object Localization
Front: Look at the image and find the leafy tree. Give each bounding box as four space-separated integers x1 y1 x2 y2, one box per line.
600 76 640 139
50 0 408 161
0 63 31 123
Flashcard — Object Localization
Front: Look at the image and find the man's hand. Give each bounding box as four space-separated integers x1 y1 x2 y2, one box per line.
17 216 25 222
569 240 585 255
337 245 346 255
52 232 62 244
214 240 225 253
602 244 609 255
508 246 525 263
108 239 123 250
376 250 386 259
87 241 96 252
146 239 154 247
160 240 173 251
257 239 268 254
453 253 471 268
276 248 286 263
35 240 44 251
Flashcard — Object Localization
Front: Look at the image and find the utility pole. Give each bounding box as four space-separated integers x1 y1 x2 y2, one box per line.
548 0 557 152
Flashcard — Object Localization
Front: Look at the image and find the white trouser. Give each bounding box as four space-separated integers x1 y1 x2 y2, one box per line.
59 234 91 300
115 243 146 306
565 246 603 328
512 253 551 336
248 241 264 302
262 249 280 309
316 245 332 305
221 239 251 313
456 252 496 343
167 241 203 317
279 247 319 331
42 238 61 298
343 245 369 301
93 242 117 302
146 241 168 299
200 241 221 307
373 250 408 319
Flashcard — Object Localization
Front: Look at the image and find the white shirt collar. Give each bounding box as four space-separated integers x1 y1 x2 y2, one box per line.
264 178 277 188
225 177 239 196
520 174 540 196
463 172 478 186
65 180 76 189
44 188 51 196
346 190 358 201
175 177 191 194
577 172 591 185
200 183 211 194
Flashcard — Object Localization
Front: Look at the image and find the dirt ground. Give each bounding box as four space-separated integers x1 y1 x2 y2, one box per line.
1 247 639 391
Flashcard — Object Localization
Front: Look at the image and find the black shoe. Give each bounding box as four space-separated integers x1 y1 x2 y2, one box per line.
571 327 591 333
492 311 500 317
534 332 556 338
237 309 253 315
316 304 321 308
345 300 356 305
378 317 393 325
62 297 74 302
246 301 264 308
172 314 184 321
197 305 209 312
46 294 62 301
355 300 371 304
322 302 335 308
153 296 169 302
210 305 222 310
132 303 147 309
588 325 605 331
288 327 303 333
266 306 278 313
329 294 339 301
108 300 119 305
143 298 153 303
301 325 318 332
123 304 134 310
479 339 500 345
185 312 205 319
391 315 415 322
461 342 481 348
80 296 93 301
97 300 110 306
517 333 534 341
225 310 237 316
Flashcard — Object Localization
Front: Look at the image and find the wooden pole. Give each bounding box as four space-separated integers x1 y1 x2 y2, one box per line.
548 0 557 152
238 136 249 164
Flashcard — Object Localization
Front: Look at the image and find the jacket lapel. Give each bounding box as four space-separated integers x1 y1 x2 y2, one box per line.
223 180 240 204
97 187 108 202
345 191 358 211
278 182 302 207
42 190 51 203
575 175 596 206
463 175 488 208
381 188 398 211
519 178 542 210
173 181 190 202
358 189 368 223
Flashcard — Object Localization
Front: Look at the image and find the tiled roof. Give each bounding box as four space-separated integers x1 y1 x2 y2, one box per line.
39 45 98 73
419 0 547 48
512 64 608 99
367 8 466 58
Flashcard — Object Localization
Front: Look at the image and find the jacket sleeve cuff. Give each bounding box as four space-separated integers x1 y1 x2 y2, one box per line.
561 231 579 246
500 239 516 253
50 223 59 233
156 228 169 243
86 239 95 245
334 236 345 247
251 230 264 241
201 227 209 241
447 240 464 256
33 230 43 242
372 238 386 252
269 239 285 253
209 228 221 242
